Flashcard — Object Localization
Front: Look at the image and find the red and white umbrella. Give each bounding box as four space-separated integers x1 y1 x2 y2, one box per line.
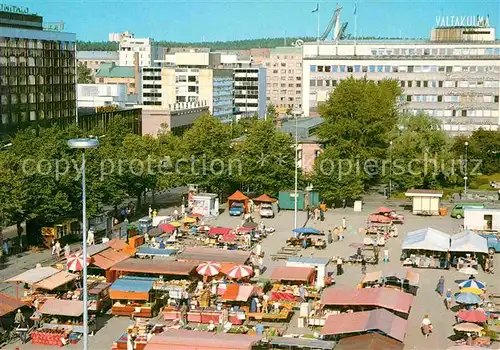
66 252 91 272
196 262 221 277
226 265 253 279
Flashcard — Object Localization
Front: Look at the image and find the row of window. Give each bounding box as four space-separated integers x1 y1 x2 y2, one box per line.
407 109 499 118
403 95 499 103
267 62 302 68
1 107 76 125
0 38 75 51
2 91 75 104
309 78 499 89
369 47 500 57
143 84 161 89
271 90 302 96
310 64 500 74
271 69 302 74
143 93 161 98
267 83 302 88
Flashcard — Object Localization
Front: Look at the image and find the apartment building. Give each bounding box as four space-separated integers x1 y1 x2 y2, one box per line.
77 83 137 108
0 7 76 137
234 67 267 119
302 25 500 134
115 31 162 67
263 47 303 114
76 51 119 75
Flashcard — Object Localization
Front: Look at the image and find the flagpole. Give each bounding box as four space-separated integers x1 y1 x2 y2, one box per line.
354 3 357 56
316 4 320 56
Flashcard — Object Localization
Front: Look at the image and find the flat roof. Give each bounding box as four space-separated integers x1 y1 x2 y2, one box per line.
2 26 75 41
39 299 83 317
177 247 251 264
5 266 59 284
405 189 443 197
33 271 77 291
0 292 25 317
110 258 197 276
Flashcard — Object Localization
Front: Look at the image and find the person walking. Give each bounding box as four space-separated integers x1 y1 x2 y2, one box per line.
373 245 380 263
327 230 333 244
342 198 346 208
383 248 389 263
361 258 367 275
276 200 280 213
421 314 432 338
174 209 179 220
305 205 310 220
54 240 61 257
436 276 445 296
445 288 453 309
51 240 56 256
63 243 71 259
336 257 343 276
342 217 346 230
87 229 95 246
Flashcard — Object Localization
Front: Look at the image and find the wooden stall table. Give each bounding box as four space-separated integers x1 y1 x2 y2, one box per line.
109 277 157 318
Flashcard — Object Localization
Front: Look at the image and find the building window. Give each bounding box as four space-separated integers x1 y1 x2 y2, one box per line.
400 81 405 87
495 96 499 103
325 66 331 72
369 66 375 72
406 95 412 102
408 81 413 87
310 80 316 87
347 66 353 73
310 65 316 72
317 66 324 72
339 65 346 72
332 65 338 72
416 81 421 88
317 80 323 87
354 65 361 72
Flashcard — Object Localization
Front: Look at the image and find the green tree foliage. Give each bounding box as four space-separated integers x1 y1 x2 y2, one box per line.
77 62 94 84
233 119 296 194
452 130 500 175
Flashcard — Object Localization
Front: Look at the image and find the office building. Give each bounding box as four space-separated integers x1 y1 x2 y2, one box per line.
76 51 119 75
302 24 500 134
141 51 234 122
263 47 303 114
95 60 139 95
234 67 267 119
117 31 162 67
0 7 76 137
77 83 137 108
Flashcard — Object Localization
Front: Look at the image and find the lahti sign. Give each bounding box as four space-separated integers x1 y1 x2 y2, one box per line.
436 15 490 28
0 3 29 14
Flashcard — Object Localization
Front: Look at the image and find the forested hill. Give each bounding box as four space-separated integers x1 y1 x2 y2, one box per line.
76 36 416 51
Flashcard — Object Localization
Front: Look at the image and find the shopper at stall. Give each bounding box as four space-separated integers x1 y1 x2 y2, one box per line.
342 217 346 229
384 248 389 263
299 284 306 301
63 243 71 259
361 258 367 275
336 257 343 276
435 276 445 296
445 288 453 309
421 314 432 338
54 240 61 256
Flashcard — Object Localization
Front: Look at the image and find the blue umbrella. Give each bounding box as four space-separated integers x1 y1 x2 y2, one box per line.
293 227 321 235
458 280 486 290
454 292 482 305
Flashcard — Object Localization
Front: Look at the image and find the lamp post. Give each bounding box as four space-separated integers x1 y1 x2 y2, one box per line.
464 141 469 195
294 112 299 230
67 138 99 350
389 141 393 198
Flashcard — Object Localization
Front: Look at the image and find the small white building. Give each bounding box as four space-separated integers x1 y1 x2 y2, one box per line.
191 193 219 218
464 208 500 231
77 83 137 108
286 257 329 289
405 189 443 216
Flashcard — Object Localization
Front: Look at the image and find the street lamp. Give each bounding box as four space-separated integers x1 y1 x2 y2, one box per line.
294 113 298 230
464 141 469 195
67 138 99 350
389 141 393 198
1 143 12 149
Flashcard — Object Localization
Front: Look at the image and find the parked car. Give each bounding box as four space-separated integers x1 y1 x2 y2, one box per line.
260 204 275 218
480 234 500 254
451 203 485 219
229 203 245 216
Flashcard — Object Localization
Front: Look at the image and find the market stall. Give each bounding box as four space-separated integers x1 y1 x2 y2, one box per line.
176 247 252 265
320 309 408 343
401 227 451 269
450 230 489 270
269 267 316 301
335 333 404 350
286 257 329 289
228 190 249 214
87 247 130 282
34 299 95 346
88 282 112 314
109 258 197 281
0 292 26 344
109 277 157 317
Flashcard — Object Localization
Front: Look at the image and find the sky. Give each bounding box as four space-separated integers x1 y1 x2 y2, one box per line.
19 0 500 42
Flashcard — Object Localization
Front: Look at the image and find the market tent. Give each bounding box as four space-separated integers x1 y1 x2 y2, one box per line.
401 227 451 252
270 267 315 284
0 292 25 317
320 287 414 315
208 227 233 236
368 215 392 223
227 190 249 213
253 194 277 203
91 248 130 270
39 299 84 317
110 258 197 276
32 271 77 291
177 247 251 265
450 230 488 254
136 246 179 258
107 238 128 251
320 309 407 343
221 284 258 302
268 337 336 349
361 271 383 284
144 329 263 350
86 242 110 256
373 207 394 214
382 267 420 286
109 277 155 301
5 266 59 284
336 333 404 350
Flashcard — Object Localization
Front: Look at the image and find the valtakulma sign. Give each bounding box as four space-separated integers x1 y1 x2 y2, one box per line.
436 15 490 28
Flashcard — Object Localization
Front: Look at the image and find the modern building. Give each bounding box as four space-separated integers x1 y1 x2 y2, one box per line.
77 83 137 108
95 61 139 95
0 7 76 138
117 31 162 67
141 51 234 122
108 31 133 43
76 51 119 75
139 102 209 136
302 24 500 134
234 67 267 119
263 47 303 114
77 106 142 135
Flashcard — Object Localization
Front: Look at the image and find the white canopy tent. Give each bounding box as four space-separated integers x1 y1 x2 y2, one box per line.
402 227 451 252
450 230 488 254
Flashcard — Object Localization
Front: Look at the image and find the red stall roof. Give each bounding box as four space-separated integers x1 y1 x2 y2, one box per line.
144 330 262 350
92 248 130 270
253 194 277 203
228 190 249 201
336 333 405 350
270 267 315 282
110 258 197 276
39 299 84 317
320 287 414 314
0 292 25 317
320 309 407 343
373 206 393 214
177 247 251 265
208 227 233 236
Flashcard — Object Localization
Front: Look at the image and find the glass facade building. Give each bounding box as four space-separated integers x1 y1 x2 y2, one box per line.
0 10 76 138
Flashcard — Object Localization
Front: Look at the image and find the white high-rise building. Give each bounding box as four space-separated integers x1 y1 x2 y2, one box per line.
118 35 162 67
302 24 500 134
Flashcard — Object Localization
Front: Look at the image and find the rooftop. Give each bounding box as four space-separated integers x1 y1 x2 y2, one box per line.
281 116 324 130
271 46 302 53
95 63 135 78
77 51 119 60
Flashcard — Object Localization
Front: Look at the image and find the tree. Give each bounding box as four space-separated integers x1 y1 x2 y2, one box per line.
452 130 500 175
390 113 451 190
78 62 94 84
266 104 277 122
233 119 296 194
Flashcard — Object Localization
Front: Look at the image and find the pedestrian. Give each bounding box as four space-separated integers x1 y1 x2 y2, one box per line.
299 284 306 301
436 276 445 296
30 309 42 329
327 230 333 244
63 243 71 259
373 245 380 263
51 240 56 255
54 240 61 256
336 257 343 276
342 198 346 208
421 314 432 338
342 217 346 230
305 205 310 220
445 288 453 309
383 248 389 263
173 209 179 220
180 304 188 327
276 200 280 213
181 204 186 217
87 229 95 246
357 247 362 256
361 258 367 274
